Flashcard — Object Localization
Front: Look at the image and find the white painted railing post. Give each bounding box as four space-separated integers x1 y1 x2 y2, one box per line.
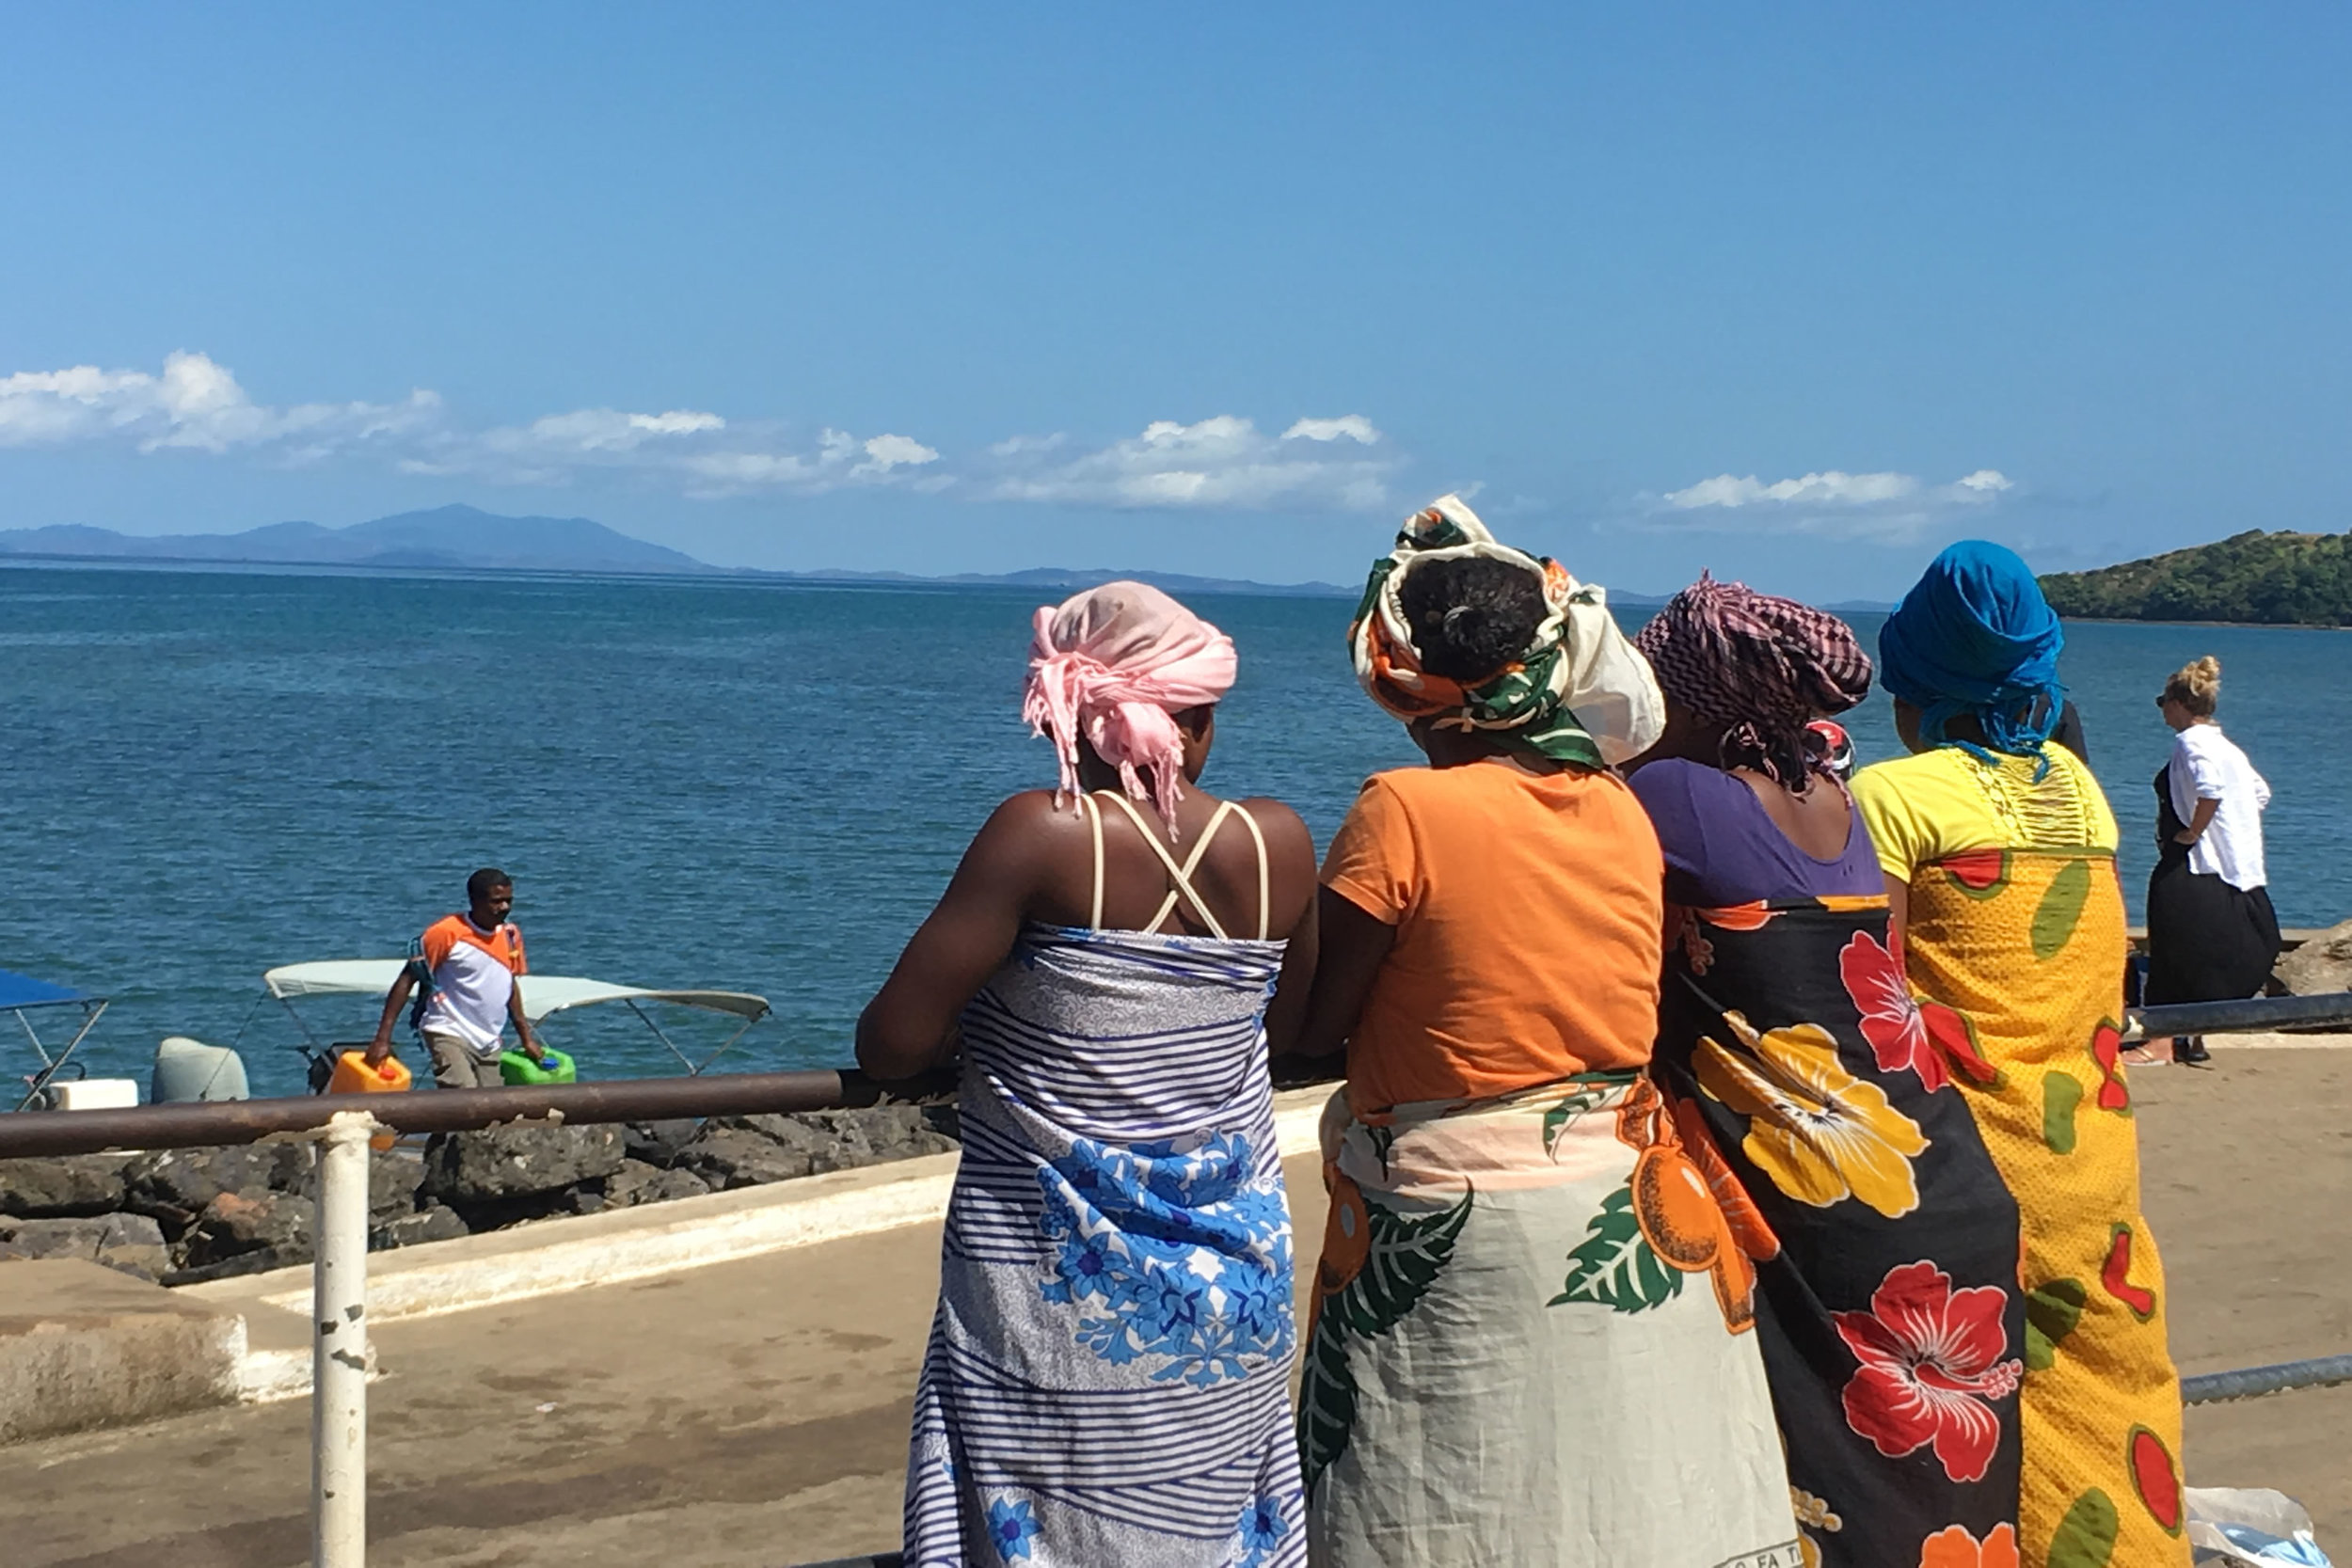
311 1110 376 1568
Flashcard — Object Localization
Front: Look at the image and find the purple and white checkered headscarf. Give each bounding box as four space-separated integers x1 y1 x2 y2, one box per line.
1635 573 1872 785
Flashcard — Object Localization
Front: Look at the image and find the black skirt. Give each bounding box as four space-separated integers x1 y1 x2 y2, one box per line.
2144 765 2282 1005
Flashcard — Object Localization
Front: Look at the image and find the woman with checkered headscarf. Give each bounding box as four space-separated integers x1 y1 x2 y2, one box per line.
1629 574 2046 1567
1628 570 1881 905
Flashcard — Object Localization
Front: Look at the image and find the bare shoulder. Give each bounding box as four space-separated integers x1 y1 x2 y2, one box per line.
965 789 1096 864
1234 796 1317 860
984 788 1080 830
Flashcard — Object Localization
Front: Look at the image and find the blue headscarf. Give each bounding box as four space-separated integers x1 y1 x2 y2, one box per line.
1878 540 2065 772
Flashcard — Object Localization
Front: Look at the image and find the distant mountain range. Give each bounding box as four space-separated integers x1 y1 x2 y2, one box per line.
0 505 1353 596
2040 528 2352 626
771 564 1356 597
0 505 705 575
0 504 1906 609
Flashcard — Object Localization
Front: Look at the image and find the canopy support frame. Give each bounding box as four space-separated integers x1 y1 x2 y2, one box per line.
621 997 697 1076
700 1014 763 1074
611 998 762 1076
11 998 109 1112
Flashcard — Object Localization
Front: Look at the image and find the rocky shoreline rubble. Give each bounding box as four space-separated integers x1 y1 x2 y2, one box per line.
0 1104 959 1286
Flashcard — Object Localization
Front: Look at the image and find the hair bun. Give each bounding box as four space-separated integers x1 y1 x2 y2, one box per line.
2164 654 2223 716
1399 556 1548 683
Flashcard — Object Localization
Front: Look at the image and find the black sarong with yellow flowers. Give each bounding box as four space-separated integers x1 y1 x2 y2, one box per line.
1651 895 2033 1568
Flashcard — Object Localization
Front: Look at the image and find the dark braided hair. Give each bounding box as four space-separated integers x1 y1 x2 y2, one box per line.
1397 555 1546 684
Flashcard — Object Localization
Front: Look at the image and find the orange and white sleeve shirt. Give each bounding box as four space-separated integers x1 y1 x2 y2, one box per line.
415 914 528 1056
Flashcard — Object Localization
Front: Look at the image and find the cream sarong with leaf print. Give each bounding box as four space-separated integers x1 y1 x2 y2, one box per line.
1300 1075 1804 1568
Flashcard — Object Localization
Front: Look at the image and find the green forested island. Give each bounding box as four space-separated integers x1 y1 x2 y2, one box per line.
2038 529 2352 626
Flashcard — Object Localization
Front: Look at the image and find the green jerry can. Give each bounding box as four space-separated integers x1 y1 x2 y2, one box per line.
499 1047 577 1086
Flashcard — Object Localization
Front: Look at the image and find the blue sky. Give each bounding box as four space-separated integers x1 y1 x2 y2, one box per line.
2 5 2346 599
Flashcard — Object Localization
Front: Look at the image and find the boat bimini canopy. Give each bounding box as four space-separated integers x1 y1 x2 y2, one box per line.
262 960 771 1075
2 967 110 1112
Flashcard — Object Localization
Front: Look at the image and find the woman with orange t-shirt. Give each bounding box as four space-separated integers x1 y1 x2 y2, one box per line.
1278 497 1802 1568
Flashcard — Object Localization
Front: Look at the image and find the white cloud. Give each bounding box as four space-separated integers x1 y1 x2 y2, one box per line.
412 416 940 497
856 433 940 473
986 433 1067 458
1281 415 1381 444
0 351 436 458
984 414 1395 510
467 406 730 460
0 352 1376 512
1664 469 1918 510
631 410 726 437
0 354 937 498
1649 466 2018 542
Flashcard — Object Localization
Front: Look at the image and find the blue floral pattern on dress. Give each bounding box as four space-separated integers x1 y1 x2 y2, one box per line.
985 1496 1041 1560
1035 1131 1294 1388
1232 1491 1293 1567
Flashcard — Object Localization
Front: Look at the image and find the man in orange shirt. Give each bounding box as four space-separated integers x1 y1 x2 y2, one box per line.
365 868 547 1089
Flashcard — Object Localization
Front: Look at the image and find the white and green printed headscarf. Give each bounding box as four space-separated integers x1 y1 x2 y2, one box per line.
1347 495 1664 768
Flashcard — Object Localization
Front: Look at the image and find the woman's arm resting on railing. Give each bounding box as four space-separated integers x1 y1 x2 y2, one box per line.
857 799 1051 1081
1272 887 1395 1071
1260 880 1320 1061
1246 798 1324 1064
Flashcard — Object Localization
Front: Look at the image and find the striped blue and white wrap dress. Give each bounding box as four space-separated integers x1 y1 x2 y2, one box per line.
903 920 1305 1567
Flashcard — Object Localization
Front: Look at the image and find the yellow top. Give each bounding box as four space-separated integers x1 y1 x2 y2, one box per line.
1851 743 2118 881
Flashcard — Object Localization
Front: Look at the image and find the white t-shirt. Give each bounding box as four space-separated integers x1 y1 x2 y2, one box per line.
2168 723 2270 891
415 913 527 1056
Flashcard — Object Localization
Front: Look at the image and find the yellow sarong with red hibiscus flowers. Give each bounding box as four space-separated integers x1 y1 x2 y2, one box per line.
1905 848 2189 1568
1300 1075 1803 1567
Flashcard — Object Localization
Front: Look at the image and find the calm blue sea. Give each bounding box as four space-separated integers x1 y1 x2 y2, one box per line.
4 564 2345 1097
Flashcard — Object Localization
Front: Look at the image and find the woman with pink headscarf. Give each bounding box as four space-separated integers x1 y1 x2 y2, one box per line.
860 581 1320 1568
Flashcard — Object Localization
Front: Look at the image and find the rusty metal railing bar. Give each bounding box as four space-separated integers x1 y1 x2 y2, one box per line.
2181 1354 2352 1405
0 1068 955 1159
2125 991 2352 1042
6 992 2348 1164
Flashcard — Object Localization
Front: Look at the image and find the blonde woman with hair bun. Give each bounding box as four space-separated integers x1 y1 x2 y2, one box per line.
2144 654 2280 1065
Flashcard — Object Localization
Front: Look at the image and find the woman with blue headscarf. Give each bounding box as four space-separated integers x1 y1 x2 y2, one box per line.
1846 543 2188 1568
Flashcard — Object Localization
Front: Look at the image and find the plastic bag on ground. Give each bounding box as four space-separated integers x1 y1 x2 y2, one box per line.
2189 1487 2332 1565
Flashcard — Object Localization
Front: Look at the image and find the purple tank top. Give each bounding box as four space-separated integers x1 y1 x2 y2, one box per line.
1628 756 1883 908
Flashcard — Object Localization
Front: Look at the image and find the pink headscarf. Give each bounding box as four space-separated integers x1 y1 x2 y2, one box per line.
1021 581 1237 829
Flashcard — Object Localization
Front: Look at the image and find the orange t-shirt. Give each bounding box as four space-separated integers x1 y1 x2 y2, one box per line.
1323 759 1664 1117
